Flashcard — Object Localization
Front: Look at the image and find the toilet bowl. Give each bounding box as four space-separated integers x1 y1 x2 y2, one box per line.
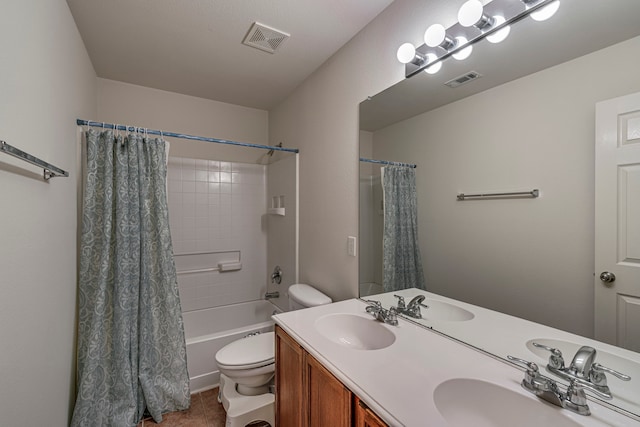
214 284 332 426
215 331 275 396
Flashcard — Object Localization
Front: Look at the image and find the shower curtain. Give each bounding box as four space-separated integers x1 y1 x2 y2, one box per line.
71 129 190 426
382 166 426 292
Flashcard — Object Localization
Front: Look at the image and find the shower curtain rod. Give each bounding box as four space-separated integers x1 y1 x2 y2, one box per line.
76 119 299 154
360 157 417 168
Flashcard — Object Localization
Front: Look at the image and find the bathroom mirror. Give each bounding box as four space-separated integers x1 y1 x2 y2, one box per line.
359 0 640 418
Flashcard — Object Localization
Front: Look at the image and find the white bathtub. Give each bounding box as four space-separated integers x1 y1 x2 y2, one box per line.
182 300 282 393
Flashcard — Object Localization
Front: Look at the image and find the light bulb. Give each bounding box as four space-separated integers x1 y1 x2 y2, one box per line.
452 37 473 60
531 0 560 21
486 16 510 43
424 53 442 74
397 43 417 64
424 24 446 47
458 0 484 27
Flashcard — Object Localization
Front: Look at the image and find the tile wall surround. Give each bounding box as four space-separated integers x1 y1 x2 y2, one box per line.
167 156 267 312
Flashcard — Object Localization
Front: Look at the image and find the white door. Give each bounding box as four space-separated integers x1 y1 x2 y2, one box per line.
595 92 640 352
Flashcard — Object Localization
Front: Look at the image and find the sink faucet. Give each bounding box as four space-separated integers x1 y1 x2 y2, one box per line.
569 346 597 379
364 300 398 326
393 294 426 319
532 342 631 399
508 356 593 415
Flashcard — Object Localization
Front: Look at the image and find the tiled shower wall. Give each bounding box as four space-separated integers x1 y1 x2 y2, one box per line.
167 156 267 312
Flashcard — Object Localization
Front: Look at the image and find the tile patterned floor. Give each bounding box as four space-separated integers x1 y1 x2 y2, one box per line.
137 388 270 427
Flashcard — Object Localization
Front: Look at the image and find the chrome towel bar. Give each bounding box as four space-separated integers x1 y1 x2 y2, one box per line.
457 189 539 201
0 140 69 180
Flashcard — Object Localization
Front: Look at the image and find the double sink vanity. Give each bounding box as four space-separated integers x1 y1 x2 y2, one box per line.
272 288 640 426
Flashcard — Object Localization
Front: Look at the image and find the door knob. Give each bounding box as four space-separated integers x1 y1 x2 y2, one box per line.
599 271 616 283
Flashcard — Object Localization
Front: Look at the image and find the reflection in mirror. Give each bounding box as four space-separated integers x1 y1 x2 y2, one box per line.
359 158 425 296
359 0 640 419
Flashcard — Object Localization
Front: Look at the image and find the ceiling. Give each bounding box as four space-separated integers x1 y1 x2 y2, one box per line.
66 0 394 110
360 0 640 131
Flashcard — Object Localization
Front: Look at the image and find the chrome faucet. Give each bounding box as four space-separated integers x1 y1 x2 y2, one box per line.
271 266 282 284
508 356 593 415
532 342 631 399
393 294 426 319
570 346 597 379
265 291 280 299
364 300 398 326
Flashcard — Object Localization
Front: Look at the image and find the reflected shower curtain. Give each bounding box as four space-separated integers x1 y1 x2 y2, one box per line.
382 166 426 292
71 130 190 426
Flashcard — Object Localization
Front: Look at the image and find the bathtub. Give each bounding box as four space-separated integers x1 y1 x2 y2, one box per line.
182 300 282 393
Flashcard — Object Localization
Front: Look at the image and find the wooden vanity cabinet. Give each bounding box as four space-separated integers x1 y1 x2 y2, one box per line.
275 324 305 426
354 396 388 427
275 325 388 427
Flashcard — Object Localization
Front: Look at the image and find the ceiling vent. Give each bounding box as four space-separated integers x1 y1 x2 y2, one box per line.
444 71 482 88
242 22 290 54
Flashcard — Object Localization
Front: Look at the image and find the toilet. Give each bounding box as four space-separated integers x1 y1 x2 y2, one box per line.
214 284 332 427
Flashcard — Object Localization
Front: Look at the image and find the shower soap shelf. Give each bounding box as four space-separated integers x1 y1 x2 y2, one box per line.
267 208 285 216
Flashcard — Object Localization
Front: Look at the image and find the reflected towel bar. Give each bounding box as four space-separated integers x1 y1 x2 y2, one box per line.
457 189 539 201
0 140 69 180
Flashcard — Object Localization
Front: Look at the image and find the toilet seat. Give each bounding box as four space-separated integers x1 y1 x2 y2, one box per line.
216 332 275 370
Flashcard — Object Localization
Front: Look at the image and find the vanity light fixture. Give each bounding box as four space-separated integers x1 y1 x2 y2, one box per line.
424 54 443 74
452 37 473 60
458 0 494 29
523 0 561 21
397 0 562 78
486 15 511 43
424 24 457 50
396 42 425 65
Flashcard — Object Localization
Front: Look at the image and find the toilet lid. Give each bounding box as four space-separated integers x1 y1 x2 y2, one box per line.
288 284 332 307
215 332 275 369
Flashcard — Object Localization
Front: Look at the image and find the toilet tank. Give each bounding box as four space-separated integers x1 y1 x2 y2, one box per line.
288 284 332 310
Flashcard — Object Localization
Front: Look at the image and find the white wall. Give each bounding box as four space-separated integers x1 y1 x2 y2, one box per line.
0 1 96 425
97 78 269 163
269 0 458 301
359 131 384 292
266 154 299 312
372 36 640 337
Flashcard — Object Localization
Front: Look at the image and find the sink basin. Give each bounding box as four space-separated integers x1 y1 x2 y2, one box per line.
314 313 396 350
434 378 581 427
420 299 474 322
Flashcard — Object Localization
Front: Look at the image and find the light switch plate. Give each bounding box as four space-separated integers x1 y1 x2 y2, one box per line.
347 236 357 257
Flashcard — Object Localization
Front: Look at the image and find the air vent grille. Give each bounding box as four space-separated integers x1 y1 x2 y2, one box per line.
445 71 482 88
242 22 289 54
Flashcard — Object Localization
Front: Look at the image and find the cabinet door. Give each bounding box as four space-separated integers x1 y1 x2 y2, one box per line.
306 353 351 427
275 325 305 427
354 396 388 427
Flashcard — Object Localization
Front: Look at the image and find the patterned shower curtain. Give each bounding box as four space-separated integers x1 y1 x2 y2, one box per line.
71 129 190 426
382 166 426 292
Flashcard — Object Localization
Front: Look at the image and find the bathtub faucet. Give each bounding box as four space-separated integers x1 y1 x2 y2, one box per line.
271 266 282 284
265 291 280 300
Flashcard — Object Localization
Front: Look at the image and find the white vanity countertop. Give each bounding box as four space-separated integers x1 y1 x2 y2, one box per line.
370 288 640 416
273 298 639 427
